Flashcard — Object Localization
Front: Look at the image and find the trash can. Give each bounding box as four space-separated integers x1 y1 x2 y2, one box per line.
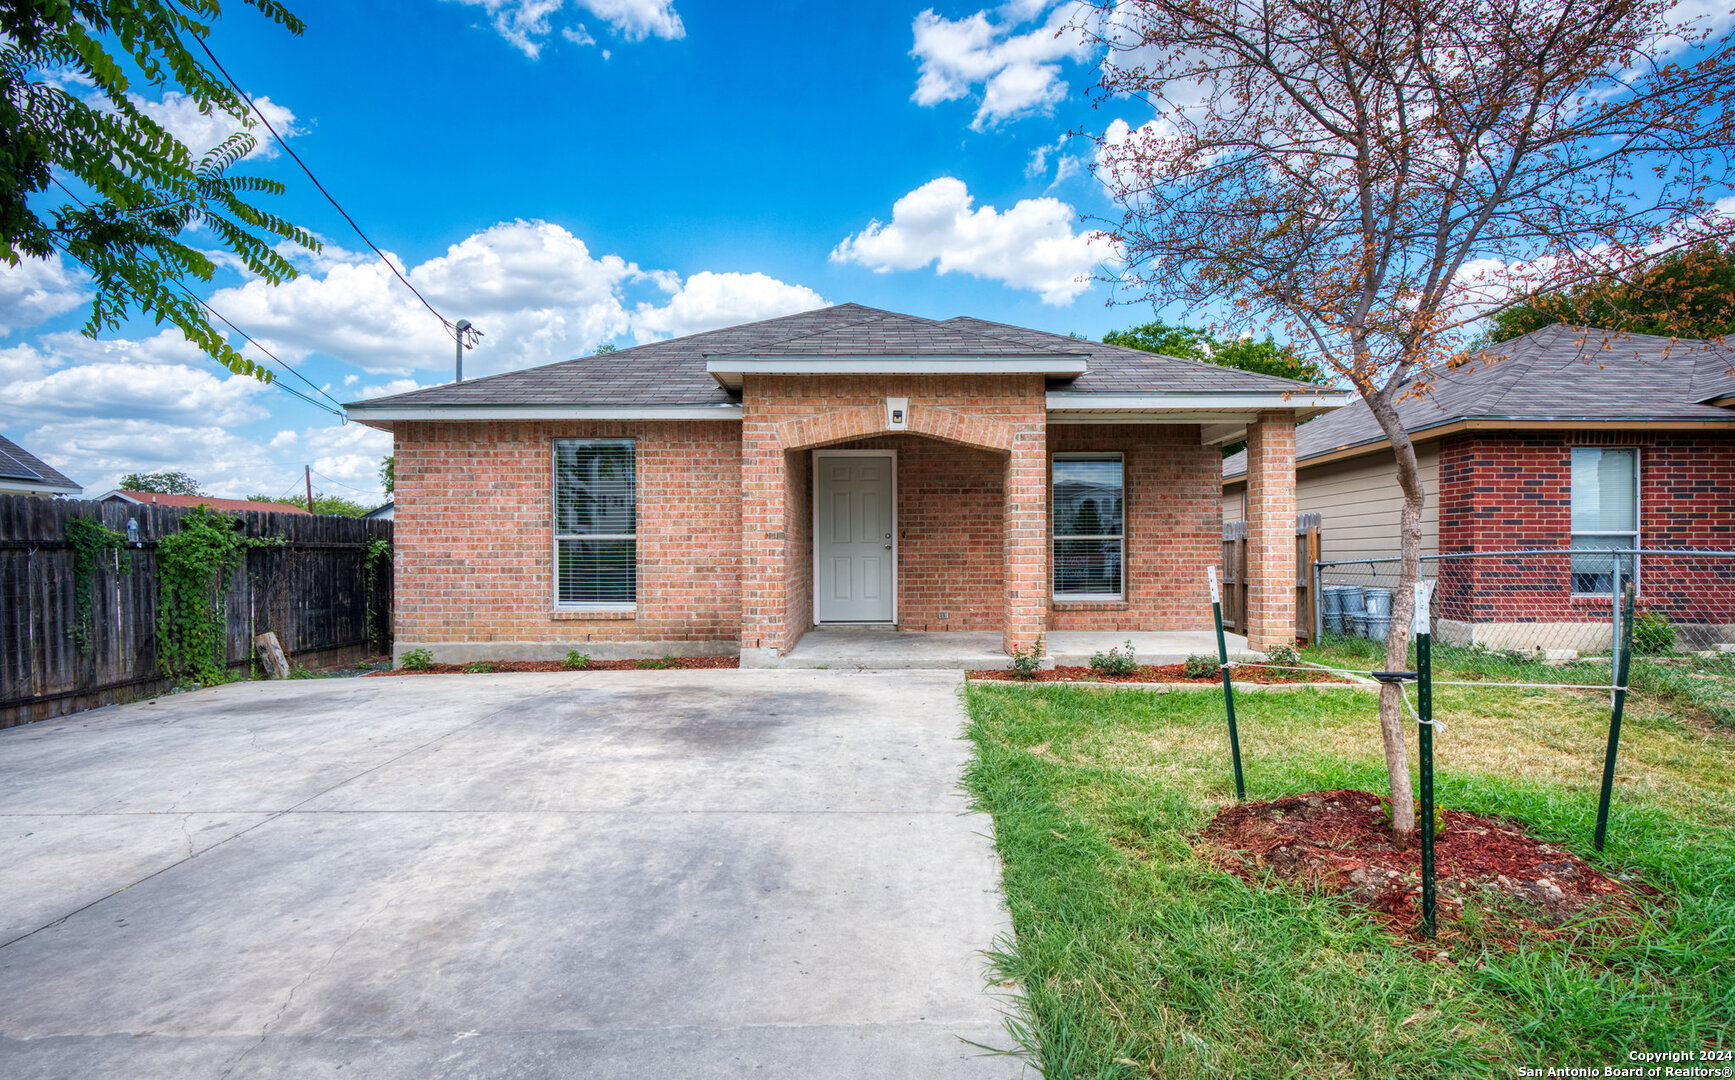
1322 586 1347 634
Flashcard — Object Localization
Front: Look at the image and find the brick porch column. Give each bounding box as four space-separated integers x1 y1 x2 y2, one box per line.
739 410 789 661
1002 424 1048 655
1244 410 1296 651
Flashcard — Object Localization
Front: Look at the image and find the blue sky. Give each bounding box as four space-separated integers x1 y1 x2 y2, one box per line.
1 0 1144 502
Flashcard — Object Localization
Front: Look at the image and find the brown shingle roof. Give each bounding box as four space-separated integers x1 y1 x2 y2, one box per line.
1222 325 1735 479
348 303 1324 411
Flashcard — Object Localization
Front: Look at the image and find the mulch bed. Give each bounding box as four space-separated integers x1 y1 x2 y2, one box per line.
369 657 739 676
1200 789 1656 944
968 663 1345 684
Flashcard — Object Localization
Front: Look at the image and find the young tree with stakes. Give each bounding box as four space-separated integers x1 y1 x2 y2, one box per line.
1085 0 1735 845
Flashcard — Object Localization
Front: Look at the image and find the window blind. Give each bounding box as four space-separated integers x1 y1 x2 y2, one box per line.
1053 455 1124 599
554 439 636 605
1569 447 1637 594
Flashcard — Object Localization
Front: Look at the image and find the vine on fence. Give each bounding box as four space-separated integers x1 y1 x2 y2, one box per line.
156 506 281 686
65 517 130 652
364 537 392 650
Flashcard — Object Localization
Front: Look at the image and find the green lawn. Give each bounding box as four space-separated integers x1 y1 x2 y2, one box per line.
963 668 1735 1078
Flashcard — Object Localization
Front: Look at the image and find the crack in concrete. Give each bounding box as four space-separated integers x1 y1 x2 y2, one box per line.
215 891 404 1079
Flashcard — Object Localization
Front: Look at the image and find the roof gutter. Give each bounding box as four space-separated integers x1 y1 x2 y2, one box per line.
343 403 744 430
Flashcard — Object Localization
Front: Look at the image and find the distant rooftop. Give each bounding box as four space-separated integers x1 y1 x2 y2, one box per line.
1223 325 1735 479
0 435 81 495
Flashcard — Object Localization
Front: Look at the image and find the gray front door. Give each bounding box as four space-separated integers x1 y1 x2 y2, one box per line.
814 452 895 622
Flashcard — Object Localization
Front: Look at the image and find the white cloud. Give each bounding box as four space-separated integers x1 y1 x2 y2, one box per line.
450 0 683 57
208 220 824 377
208 220 637 377
911 2 1091 129
0 331 269 428
9 417 391 503
630 271 826 342
831 177 1110 304
129 90 298 161
0 252 89 336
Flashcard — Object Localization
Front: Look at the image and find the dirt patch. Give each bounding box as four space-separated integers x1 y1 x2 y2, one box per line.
369 657 740 676
969 663 1345 684
1199 789 1655 943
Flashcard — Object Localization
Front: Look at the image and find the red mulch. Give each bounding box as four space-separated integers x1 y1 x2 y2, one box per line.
968 663 1342 684
369 656 739 676
1200 789 1656 944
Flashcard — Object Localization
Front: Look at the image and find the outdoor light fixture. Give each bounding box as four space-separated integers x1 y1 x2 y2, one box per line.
886 396 909 430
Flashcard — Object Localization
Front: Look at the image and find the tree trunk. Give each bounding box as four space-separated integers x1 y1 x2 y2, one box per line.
1364 390 1425 848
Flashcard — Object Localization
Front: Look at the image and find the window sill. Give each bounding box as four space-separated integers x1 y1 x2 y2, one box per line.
1053 598 1129 611
551 607 637 620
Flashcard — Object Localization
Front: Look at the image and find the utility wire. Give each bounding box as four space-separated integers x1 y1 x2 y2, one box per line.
46 177 346 418
310 468 385 497
187 34 458 339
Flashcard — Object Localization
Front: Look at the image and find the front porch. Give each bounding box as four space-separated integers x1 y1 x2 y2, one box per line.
741 626 1260 670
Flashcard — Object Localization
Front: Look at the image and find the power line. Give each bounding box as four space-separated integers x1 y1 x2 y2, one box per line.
46 177 346 419
310 469 385 497
49 235 344 419
187 34 458 339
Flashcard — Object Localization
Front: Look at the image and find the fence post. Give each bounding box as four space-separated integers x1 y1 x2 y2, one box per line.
1208 565 1246 801
1594 582 1637 852
1610 560 1623 708
1312 558 1323 646
1414 578 1437 938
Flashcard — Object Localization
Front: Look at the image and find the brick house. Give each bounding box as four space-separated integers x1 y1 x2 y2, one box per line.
347 304 1343 664
1222 325 1735 645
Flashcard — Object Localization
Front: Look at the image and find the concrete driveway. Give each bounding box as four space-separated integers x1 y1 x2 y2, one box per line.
0 670 1027 1079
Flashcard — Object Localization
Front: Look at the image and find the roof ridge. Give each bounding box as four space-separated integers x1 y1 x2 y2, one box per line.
703 306 905 354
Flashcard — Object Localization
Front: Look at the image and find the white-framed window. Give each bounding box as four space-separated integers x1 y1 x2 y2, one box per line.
1053 453 1125 601
554 439 636 607
1570 446 1638 594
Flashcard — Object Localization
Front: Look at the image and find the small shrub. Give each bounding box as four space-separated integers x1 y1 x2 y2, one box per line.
462 661 497 674
1266 643 1301 668
1183 653 1219 679
1090 640 1138 676
562 649 591 670
400 648 434 671
1632 606 1677 655
1007 635 1045 680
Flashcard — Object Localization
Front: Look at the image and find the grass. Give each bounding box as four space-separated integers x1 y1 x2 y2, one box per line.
963 672 1735 1078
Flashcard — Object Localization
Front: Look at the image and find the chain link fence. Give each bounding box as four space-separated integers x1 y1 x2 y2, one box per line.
1315 548 1735 726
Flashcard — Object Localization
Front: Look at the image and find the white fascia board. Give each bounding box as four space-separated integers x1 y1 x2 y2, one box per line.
1048 411 1258 425
1046 391 1351 412
707 356 1089 388
344 404 744 424
0 479 82 496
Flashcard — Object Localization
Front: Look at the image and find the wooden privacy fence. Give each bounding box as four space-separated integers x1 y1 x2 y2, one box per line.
0 494 392 729
1221 513 1322 643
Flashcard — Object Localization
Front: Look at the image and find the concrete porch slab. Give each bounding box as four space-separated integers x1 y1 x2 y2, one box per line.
1046 630 1260 668
744 626 1264 670
745 627 1009 670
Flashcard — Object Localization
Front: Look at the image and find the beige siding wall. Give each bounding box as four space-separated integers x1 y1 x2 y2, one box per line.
1224 443 1439 561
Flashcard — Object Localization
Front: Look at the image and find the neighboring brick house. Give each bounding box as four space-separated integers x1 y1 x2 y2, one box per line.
1222 325 1735 643
346 304 1344 663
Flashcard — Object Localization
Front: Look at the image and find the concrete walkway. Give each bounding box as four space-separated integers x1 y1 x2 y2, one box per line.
0 671 1028 1079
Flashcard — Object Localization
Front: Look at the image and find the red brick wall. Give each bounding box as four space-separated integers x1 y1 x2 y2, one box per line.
393 420 741 655
809 435 1007 631
1047 424 1224 633
1436 430 1735 624
740 373 1048 652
